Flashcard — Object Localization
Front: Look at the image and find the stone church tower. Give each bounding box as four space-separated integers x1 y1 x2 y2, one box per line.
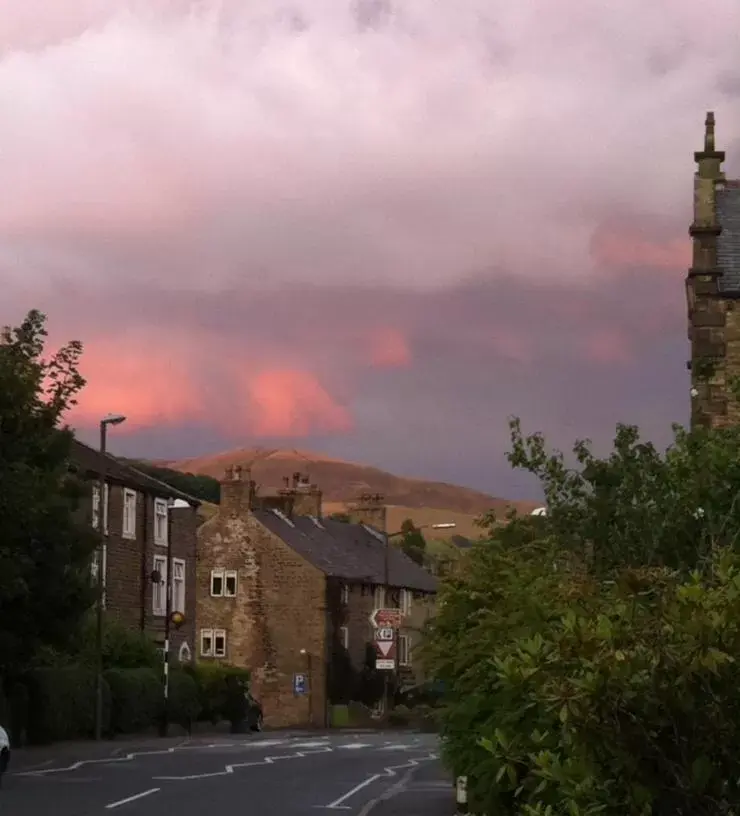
686 112 740 428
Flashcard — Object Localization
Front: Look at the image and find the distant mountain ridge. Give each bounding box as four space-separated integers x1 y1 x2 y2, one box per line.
153 447 538 517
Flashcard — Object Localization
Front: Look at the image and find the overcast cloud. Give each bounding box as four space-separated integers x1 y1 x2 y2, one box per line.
2 0 739 497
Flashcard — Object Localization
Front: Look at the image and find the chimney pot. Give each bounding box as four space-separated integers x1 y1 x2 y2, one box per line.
224 466 234 481
234 465 243 481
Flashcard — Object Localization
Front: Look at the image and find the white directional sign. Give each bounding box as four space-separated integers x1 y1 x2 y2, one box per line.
376 659 395 670
374 627 394 641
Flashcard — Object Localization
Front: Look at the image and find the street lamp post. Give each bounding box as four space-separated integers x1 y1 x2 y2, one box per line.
160 499 190 737
94 413 127 742
381 522 455 713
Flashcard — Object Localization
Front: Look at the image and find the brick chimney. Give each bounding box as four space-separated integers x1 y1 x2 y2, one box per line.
220 465 256 518
278 472 322 518
347 493 387 532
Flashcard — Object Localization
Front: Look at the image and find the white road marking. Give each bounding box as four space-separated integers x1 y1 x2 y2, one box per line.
378 744 414 751
14 737 295 777
321 753 438 810
153 746 334 782
105 788 160 809
291 741 331 748
336 743 372 750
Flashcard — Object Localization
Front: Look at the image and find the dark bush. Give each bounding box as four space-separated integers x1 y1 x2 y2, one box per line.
104 668 161 735
0 683 7 724
24 666 110 744
168 669 201 731
71 618 160 671
185 663 251 724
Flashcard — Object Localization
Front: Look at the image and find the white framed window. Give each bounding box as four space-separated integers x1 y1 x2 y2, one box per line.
154 498 168 546
213 629 227 658
211 570 224 596
200 629 214 657
211 569 238 597
339 626 349 649
152 555 167 616
122 488 138 539
341 584 349 604
399 634 411 666
400 589 412 616
374 585 386 609
172 558 186 613
91 484 109 534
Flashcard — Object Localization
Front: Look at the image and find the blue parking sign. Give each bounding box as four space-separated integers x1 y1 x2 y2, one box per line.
293 673 307 695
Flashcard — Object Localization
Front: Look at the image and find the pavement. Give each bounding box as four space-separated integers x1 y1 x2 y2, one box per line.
2 730 456 815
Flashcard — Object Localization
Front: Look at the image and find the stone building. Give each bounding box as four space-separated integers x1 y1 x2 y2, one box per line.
196 471 437 728
70 439 200 662
686 111 740 427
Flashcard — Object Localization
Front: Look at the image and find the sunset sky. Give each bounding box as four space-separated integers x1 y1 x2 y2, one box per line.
2 1 740 498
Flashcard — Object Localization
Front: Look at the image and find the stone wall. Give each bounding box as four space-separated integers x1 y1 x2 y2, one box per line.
197 511 328 728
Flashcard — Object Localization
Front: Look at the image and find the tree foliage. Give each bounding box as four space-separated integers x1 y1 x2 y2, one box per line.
0 310 98 681
122 461 221 504
423 418 740 814
399 518 427 566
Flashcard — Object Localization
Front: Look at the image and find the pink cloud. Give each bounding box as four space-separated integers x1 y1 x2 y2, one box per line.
590 222 691 271
367 327 411 368
244 369 352 437
583 328 633 365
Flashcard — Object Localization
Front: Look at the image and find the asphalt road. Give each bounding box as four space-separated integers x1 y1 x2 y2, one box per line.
3 731 455 815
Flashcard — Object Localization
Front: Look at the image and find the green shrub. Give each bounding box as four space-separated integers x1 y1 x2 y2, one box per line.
427 532 740 815
168 669 201 730
387 704 411 727
104 668 161 735
186 663 250 723
72 618 160 671
24 666 110 744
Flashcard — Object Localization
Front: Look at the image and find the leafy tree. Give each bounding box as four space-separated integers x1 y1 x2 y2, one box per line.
507 416 740 573
423 417 740 814
399 518 427 565
0 310 98 683
121 461 221 504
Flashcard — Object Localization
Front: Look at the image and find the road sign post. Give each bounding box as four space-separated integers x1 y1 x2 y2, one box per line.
371 609 401 674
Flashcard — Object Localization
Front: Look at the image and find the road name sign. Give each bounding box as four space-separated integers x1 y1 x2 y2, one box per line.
369 608 402 629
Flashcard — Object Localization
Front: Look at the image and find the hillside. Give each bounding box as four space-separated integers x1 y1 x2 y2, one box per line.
157 447 539 520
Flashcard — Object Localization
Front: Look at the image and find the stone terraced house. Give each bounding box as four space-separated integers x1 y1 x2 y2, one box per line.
196 470 437 728
687 111 740 427
70 439 200 661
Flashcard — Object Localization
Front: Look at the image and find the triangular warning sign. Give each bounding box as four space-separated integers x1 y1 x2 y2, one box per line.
377 641 393 657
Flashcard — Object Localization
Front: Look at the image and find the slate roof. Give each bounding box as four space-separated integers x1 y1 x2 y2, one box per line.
252 509 437 593
69 439 199 504
717 181 740 294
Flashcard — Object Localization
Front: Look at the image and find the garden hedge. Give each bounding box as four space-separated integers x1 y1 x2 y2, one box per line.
185 663 250 723
104 668 162 735
24 666 111 744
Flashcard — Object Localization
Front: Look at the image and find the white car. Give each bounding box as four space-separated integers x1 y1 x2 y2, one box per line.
0 725 9 785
